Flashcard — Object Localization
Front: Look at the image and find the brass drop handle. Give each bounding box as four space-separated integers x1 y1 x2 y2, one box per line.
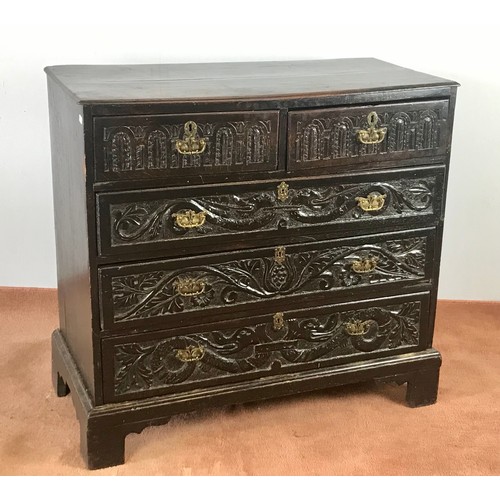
175 120 207 155
273 312 285 331
351 257 378 274
355 192 387 212
172 209 207 228
176 345 205 362
345 320 371 336
175 277 206 296
357 111 387 145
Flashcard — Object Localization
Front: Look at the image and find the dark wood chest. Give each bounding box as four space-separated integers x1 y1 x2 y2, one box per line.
46 58 458 469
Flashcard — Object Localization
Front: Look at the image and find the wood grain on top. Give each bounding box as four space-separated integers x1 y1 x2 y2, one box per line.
44 58 457 103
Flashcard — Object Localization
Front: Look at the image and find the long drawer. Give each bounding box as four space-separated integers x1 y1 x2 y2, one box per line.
102 292 431 402
97 165 445 260
94 111 280 182
98 228 435 334
288 100 450 170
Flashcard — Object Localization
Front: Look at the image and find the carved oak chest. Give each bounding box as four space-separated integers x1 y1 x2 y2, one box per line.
46 59 458 469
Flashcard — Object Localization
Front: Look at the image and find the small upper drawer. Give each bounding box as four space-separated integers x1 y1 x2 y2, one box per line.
288 100 450 171
93 111 280 182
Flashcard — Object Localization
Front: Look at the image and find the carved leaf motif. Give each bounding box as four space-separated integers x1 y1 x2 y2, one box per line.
404 251 425 271
190 285 215 307
116 205 149 227
114 343 155 394
404 184 433 210
112 273 164 308
114 204 165 242
141 290 185 317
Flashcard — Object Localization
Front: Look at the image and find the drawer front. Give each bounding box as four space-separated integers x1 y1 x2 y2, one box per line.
99 229 435 334
103 292 431 402
97 166 444 259
94 111 280 182
288 100 449 170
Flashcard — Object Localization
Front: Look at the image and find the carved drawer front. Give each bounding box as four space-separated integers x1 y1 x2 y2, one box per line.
94 111 280 182
288 100 449 170
102 292 431 402
97 166 444 259
98 228 435 334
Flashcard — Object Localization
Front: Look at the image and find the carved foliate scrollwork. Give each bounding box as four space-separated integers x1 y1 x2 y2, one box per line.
108 236 427 325
108 176 436 248
113 300 422 396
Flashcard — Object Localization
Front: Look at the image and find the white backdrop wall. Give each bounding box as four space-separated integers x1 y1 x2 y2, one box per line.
1 1 499 300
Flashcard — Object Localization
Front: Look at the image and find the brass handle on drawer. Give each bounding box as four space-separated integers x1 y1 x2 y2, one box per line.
175 277 206 296
357 111 387 145
345 320 371 336
172 209 207 228
176 345 205 362
351 257 378 274
175 120 207 155
273 312 285 331
355 192 387 212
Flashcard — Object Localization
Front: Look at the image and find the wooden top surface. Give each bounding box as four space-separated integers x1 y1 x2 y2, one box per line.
45 58 457 103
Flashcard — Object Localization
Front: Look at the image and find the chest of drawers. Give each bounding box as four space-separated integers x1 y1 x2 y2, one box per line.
46 58 458 469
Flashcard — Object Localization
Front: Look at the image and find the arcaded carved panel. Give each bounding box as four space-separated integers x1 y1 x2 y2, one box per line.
289 100 449 166
106 175 437 249
107 236 428 325
95 112 280 179
112 300 422 396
